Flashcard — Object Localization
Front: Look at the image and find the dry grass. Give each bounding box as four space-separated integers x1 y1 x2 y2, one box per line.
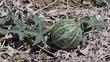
0 0 110 62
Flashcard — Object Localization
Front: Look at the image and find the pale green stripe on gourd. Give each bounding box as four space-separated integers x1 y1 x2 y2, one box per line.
51 20 76 36
53 26 77 44
63 27 81 48
49 19 82 49
52 27 78 48
51 24 76 42
51 24 76 37
54 27 80 49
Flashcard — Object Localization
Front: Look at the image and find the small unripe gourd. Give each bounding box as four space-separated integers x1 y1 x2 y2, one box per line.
48 19 83 49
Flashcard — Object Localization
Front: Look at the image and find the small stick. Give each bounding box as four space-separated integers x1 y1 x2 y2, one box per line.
37 45 54 56
1 40 6 48
36 0 58 13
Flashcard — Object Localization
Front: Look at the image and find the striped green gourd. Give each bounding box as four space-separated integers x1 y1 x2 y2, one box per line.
48 19 83 49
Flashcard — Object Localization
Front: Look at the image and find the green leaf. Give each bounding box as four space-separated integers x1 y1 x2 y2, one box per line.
0 11 48 46
89 16 104 31
104 0 110 5
9 11 26 30
81 16 104 33
28 15 46 44
0 18 6 24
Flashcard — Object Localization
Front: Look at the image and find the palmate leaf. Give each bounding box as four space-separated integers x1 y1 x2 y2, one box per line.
81 16 93 33
81 16 104 33
35 16 44 34
30 14 50 34
91 0 107 7
0 18 6 24
104 0 110 5
23 28 45 45
89 16 104 31
0 11 47 45
0 26 43 43
8 11 26 30
96 0 104 4
29 14 50 45
94 0 110 5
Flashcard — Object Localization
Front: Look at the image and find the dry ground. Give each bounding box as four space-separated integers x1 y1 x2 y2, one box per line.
0 0 110 62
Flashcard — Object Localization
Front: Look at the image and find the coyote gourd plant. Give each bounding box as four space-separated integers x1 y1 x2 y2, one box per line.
47 19 83 49
0 11 47 45
47 16 104 49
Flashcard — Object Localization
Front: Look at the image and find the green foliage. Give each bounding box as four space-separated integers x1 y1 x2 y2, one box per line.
48 16 104 49
0 11 104 49
29 14 48 45
0 11 47 45
104 0 110 5
81 16 104 33
90 0 107 7
92 0 110 6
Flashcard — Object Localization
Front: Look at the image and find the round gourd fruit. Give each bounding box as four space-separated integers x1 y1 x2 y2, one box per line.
47 19 83 49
